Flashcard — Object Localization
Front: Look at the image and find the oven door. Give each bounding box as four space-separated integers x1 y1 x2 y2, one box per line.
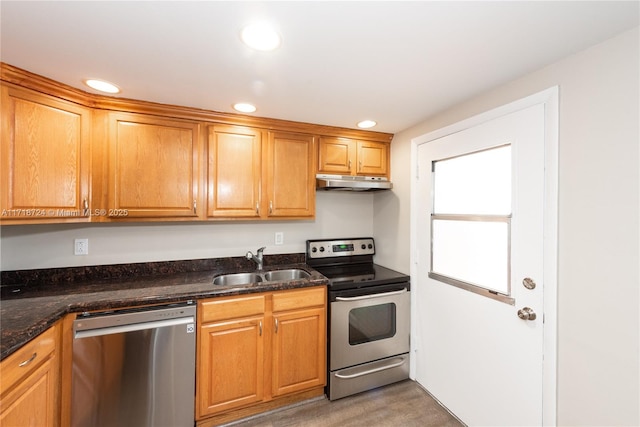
330 285 410 370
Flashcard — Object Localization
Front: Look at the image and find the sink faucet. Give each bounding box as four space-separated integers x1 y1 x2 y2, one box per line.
246 246 266 270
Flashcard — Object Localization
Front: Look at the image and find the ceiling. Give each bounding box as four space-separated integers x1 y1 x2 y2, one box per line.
1 1 638 134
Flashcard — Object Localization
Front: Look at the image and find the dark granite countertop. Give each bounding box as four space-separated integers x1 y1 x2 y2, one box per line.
0 254 328 361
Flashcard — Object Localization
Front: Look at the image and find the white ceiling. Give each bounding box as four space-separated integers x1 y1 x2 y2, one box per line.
1 1 638 134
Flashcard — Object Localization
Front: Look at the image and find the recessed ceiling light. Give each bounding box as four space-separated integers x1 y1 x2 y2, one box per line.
357 120 377 129
240 23 281 51
84 79 120 94
233 103 257 113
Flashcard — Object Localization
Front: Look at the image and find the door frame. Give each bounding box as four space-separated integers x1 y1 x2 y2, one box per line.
409 87 558 426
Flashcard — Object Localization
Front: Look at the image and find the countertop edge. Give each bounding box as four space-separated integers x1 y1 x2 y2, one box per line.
1 264 328 361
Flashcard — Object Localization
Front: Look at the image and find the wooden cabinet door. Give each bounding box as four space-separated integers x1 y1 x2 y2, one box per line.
271 287 327 398
207 125 262 218
198 317 265 416
265 132 315 218
0 323 60 427
357 140 388 176
271 306 326 397
0 357 59 427
317 137 354 175
1 85 90 223
107 113 201 218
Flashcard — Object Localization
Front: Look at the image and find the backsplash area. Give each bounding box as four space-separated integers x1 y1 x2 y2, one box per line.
0 192 375 270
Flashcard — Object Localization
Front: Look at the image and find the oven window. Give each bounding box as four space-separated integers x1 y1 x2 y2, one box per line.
349 303 396 345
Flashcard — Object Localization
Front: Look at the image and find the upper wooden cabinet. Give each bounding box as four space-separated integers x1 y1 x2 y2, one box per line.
318 137 389 177
1 63 394 224
96 112 202 220
207 125 262 218
265 132 315 218
1 84 91 224
207 126 315 219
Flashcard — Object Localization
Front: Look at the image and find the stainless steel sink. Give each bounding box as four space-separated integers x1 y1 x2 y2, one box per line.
212 268 311 286
212 272 263 286
263 269 310 282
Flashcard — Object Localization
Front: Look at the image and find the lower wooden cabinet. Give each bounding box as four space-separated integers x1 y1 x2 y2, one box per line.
0 322 61 427
197 287 326 425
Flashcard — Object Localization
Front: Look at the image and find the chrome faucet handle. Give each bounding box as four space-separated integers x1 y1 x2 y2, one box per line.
247 247 267 270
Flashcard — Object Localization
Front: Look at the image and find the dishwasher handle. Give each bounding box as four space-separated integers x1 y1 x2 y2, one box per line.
75 316 194 340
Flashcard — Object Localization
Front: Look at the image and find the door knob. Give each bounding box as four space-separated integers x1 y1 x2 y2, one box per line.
517 307 537 321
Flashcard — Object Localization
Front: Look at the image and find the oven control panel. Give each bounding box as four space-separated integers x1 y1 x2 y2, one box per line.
306 238 375 259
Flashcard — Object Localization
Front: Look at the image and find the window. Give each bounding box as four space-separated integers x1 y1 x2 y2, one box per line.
429 144 514 304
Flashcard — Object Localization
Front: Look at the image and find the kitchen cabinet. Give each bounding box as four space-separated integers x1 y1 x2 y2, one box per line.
1 64 394 225
1 84 91 224
98 112 202 220
318 136 389 177
271 288 326 397
196 287 326 425
265 131 315 218
0 322 60 427
197 294 266 417
207 125 263 218
207 126 315 219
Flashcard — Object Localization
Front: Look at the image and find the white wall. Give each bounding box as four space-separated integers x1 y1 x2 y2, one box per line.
374 27 639 426
0 191 374 270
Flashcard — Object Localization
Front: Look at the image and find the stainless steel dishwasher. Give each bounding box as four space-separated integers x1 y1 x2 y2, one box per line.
71 303 196 427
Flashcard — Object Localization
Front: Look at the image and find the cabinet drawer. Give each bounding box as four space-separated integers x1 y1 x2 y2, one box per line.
272 287 326 312
200 295 266 323
0 324 58 395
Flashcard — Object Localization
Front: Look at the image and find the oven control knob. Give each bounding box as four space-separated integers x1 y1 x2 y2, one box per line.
368 244 373 249
361 244 366 249
319 247 325 252
311 247 317 253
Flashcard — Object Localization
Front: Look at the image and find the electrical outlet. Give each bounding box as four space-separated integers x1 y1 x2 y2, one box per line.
74 238 89 255
275 232 284 245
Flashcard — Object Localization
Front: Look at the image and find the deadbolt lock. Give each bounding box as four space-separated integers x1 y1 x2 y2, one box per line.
517 307 537 321
522 277 536 290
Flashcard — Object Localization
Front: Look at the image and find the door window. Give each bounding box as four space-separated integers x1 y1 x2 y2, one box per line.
429 144 514 304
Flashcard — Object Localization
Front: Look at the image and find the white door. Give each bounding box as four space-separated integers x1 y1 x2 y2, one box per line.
414 103 550 426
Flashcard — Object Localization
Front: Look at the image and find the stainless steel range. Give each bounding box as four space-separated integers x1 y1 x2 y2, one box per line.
306 237 410 400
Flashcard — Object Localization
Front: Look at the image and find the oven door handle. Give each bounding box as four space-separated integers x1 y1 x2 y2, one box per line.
334 357 407 379
335 288 407 301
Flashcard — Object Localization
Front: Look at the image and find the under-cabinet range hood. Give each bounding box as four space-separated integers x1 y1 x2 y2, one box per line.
316 174 393 191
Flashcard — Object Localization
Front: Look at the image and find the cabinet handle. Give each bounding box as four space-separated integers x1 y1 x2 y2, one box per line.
259 321 262 336
193 199 197 215
274 318 278 333
269 201 273 215
359 160 362 171
83 198 89 210
349 159 352 170
18 352 37 367
256 202 260 215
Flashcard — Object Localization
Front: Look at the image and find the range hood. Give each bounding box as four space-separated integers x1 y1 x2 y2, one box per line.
316 174 393 191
